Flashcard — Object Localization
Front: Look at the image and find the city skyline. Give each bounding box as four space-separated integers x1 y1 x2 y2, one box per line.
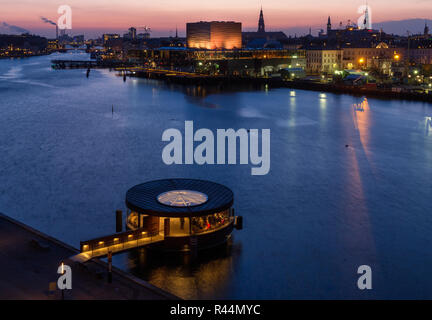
1 0 432 38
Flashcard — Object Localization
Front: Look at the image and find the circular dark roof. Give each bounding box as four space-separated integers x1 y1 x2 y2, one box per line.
125 179 234 217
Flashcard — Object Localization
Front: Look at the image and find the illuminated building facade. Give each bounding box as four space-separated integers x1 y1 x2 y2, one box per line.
306 49 343 74
187 21 242 50
102 33 120 45
139 47 306 76
341 46 403 75
305 45 404 75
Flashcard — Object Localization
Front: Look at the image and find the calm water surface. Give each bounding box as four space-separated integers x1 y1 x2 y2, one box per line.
1 53 432 299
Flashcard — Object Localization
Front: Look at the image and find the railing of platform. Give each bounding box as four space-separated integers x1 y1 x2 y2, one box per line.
80 228 163 257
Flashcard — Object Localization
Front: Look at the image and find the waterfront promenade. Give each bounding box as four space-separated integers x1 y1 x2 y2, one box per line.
0 213 178 300
116 66 432 102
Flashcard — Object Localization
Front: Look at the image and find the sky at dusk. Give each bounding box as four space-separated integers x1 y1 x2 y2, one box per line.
1 0 431 38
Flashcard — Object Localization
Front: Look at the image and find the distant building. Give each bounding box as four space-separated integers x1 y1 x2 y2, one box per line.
306 49 342 74
323 15 387 48
124 27 137 40
341 45 403 75
72 35 84 44
47 39 59 51
242 8 288 48
186 21 242 49
305 44 404 76
140 47 305 76
410 48 432 65
103 34 120 45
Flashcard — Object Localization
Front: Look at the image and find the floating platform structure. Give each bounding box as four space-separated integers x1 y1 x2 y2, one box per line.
76 179 242 261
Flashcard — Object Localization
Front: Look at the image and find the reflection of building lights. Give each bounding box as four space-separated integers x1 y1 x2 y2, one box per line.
290 91 296 97
320 93 327 99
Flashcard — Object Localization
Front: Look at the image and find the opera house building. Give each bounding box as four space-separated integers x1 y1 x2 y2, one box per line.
186 21 242 50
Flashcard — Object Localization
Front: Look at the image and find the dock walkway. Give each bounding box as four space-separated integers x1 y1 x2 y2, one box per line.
0 213 178 300
71 234 164 263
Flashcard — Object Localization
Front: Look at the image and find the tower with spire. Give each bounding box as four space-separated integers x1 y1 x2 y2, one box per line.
258 7 265 33
425 21 429 36
327 16 331 34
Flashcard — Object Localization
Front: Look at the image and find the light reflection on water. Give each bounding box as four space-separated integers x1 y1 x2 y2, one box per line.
1 53 432 299
117 239 241 300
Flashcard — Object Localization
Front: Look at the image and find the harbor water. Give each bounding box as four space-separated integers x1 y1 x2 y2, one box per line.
1 52 432 299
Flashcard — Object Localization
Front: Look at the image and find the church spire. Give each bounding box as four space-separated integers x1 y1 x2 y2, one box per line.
258 6 265 33
327 16 331 33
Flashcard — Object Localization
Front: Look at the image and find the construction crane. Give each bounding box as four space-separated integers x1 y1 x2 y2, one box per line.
137 26 151 39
